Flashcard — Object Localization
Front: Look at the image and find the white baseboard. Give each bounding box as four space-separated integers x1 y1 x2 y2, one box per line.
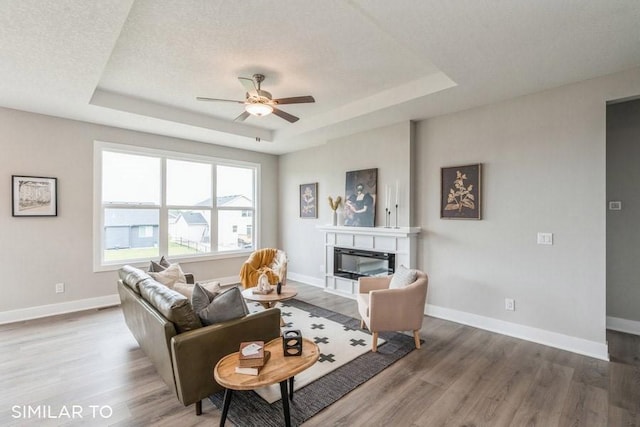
324 288 356 300
607 316 640 336
426 304 609 361
0 294 121 325
287 272 324 288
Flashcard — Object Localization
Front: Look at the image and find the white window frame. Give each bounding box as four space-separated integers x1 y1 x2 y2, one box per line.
93 141 260 271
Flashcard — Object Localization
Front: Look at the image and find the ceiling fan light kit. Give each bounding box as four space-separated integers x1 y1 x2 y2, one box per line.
196 73 315 124
245 102 273 117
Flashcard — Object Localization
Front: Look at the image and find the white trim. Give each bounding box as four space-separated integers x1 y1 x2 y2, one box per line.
425 304 609 361
0 294 121 325
287 272 325 288
607 316 640 336
93 140 260 271
324 288 357 300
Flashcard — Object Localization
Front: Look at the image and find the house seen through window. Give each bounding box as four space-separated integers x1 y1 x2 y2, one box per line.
96 143 258 266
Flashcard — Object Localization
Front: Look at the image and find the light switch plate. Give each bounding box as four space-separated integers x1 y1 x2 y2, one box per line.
609 201 622 210
537 232 553 245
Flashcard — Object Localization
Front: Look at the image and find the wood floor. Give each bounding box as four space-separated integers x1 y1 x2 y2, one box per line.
1 282 639 426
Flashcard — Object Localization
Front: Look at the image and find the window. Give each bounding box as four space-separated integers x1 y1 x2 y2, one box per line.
95 142 258 268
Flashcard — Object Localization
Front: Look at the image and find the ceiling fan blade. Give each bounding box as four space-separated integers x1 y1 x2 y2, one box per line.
238 77 258 97
272 107 299 123
196 97 245 103
234 111 251 122
273 96 315 105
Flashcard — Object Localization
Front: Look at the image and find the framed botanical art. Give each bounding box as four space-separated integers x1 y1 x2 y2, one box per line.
344 168 377 227
441 164 481 219
300 182 318 218
12 175 58 217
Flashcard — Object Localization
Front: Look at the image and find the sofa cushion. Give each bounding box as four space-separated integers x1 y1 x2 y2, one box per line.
139 278 202 333
389 265 417 289
148 263 187 288
119 265 151 294
191 284 248 326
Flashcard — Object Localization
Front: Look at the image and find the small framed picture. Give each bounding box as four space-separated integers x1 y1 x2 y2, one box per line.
300 183 318 218
441 164 481 220
12 175 58 217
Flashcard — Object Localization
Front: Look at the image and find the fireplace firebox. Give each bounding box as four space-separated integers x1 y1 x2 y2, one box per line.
333 247 395 280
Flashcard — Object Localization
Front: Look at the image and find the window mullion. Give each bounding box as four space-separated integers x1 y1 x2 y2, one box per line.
159 157 168 255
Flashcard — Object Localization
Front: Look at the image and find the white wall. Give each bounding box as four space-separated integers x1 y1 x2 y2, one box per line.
281 67 640 358
418 68 640 348
279 122 414 284
0 107 279 317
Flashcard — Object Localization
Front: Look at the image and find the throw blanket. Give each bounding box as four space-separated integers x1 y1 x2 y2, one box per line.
239 248 279 288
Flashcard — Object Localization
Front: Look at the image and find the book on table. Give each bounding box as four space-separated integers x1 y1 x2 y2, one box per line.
234 351 271 375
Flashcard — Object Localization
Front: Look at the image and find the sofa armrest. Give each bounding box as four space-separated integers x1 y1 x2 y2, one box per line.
170 308 281 406
358 276 391 293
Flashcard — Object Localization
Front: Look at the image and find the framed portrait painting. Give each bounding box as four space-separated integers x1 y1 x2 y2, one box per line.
344 168 377 227
12 175 58 217
300 183 318 218
441 164 481 219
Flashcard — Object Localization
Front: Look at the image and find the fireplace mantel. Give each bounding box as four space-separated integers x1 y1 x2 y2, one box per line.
317 225 421 298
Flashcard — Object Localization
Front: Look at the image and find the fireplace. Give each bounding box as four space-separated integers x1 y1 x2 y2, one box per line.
333 247 395 280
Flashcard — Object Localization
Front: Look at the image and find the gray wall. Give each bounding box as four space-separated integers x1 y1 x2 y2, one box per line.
279 122 414 283
0 107 279 313
280 67 640 346
607 99 640 323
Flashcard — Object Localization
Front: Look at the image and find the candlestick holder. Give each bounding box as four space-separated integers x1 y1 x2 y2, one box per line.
384 207 390 227
394 204 399 228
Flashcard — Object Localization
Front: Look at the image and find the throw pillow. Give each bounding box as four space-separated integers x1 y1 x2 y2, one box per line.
149 260 166 273
389 265 417 289
159 256 171 268
191 284 249 326
148 263 187 288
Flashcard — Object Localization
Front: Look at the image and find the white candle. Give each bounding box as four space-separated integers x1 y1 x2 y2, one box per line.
395 180 399 206
385 185 389 210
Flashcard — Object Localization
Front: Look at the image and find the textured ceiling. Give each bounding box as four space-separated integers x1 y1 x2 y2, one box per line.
1 0 639 154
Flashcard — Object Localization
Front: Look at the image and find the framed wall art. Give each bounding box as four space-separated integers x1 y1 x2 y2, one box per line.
12 175 58 217
300 182 318 218
344 168 377 227
441 164 481 220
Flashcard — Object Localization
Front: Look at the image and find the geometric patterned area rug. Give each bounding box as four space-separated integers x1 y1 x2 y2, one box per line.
209 298 419 427
247 299 385 403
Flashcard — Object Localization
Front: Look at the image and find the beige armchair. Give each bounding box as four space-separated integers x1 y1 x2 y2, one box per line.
356 270 428 352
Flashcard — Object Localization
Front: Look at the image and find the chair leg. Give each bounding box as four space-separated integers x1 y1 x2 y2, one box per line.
413 330 421 349
195 400 202 415
360 319 365 329
372 332 378 352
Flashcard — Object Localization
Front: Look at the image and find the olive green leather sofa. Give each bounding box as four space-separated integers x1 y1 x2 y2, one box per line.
117 265 281 415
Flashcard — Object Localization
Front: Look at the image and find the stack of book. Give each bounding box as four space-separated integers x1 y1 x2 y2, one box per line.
235 341 271 375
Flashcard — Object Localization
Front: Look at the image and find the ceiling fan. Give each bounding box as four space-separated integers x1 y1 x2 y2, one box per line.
196 74 315 123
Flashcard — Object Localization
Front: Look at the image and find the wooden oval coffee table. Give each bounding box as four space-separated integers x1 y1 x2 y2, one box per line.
214 337 319 427
241 285 297 309
241 286 297 326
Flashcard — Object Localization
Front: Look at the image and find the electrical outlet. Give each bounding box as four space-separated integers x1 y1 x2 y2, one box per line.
505 298 515 311
55 283 65 293
537 232 553 245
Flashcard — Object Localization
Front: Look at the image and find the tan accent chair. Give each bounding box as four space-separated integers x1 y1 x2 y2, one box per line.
357 270 428 352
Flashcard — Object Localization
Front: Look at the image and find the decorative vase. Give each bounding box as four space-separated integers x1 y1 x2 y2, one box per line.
332 210 337 226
